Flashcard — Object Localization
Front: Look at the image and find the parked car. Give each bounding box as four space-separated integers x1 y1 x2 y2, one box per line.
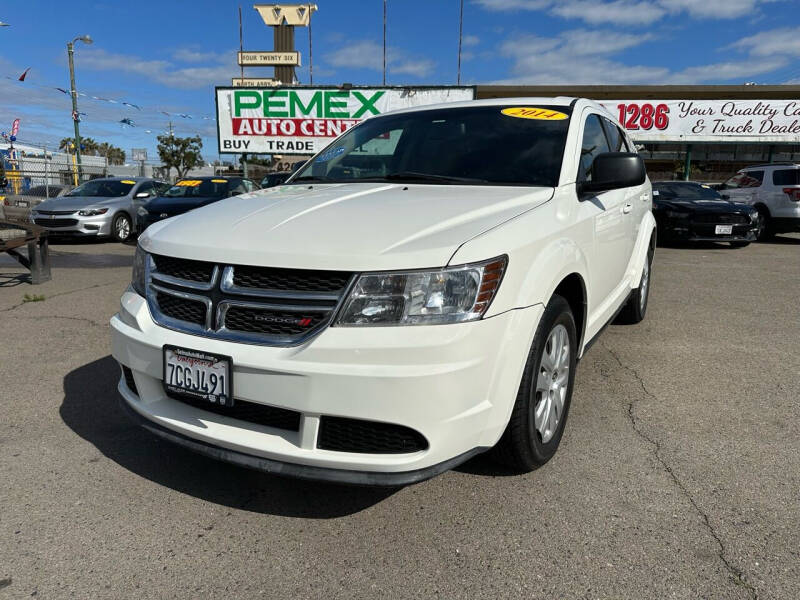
136 176 260 233
260 172 291 188
718 163 800 240
113 98 656 485
30 177 168 242
2 184 72 221
652 181 759 247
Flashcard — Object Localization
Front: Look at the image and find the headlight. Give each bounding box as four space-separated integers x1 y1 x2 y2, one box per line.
137 206 149 216
132 245 148 297
749 210 759 220
665 210 690 219
335 256 507 326
78 208 109 216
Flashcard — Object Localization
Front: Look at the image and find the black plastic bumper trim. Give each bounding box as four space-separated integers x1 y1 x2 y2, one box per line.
117 395 487 487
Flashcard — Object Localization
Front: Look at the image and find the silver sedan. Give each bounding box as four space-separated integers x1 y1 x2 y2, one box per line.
30 177 168 242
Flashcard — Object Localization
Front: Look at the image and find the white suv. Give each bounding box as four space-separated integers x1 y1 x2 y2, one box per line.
111 98 656 485
720 163 800 240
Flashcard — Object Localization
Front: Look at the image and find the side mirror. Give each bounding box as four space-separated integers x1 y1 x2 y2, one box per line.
578 152 646 198
134 192 150 199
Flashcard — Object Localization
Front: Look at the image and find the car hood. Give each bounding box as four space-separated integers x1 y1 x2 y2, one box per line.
141 183 554 271
654 198 752 213
144 196 222 215
35 195 127 211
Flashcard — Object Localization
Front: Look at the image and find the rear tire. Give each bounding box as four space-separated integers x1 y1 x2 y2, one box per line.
616 245 652 325
492 295 577 472
111 213 132 243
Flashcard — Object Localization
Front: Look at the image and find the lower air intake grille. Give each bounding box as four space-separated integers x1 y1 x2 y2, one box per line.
317 416 429 454
34 218 77 227
166 392 301 432
121 365 138 395
692 213 749 224
155 292 207 326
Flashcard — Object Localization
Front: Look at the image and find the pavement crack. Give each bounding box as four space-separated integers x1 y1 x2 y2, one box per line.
0 281 121 313
14 315 105 327
600 340 758 600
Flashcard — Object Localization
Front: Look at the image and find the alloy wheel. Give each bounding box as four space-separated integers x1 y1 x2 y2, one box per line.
534 324 570 444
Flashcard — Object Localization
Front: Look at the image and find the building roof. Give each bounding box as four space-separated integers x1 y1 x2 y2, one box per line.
476 85 800 100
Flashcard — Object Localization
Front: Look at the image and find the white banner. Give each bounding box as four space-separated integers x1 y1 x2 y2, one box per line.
216 86 475 154
599 100 800 143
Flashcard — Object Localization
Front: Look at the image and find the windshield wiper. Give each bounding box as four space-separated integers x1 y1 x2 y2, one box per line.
383 171 488 184
289 175 334 183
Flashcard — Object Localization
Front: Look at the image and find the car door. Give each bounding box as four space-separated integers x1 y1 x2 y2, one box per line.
578 112 631 306
721 170 762 205
602 118 641 259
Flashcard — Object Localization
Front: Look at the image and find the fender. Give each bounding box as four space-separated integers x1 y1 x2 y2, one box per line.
627 210 657 288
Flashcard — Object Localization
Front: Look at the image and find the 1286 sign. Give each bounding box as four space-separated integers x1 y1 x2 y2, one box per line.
216 86 475 154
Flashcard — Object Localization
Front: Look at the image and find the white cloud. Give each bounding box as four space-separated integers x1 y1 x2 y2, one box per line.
172 48 227 63
494 29 788 84
477 0 785 23
462 34 481 47
78 48 235 90
552 1 666 25
729 26 800 57
326 40 435 78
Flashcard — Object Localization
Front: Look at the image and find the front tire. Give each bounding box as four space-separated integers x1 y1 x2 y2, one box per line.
492 295 577 471
755 207 773 242
111 213 132 243
730 241 750 248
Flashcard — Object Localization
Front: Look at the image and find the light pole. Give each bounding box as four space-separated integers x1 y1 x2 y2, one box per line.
67 34 92 182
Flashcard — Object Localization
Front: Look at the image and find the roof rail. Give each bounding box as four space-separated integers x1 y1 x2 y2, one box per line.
741 162 799 169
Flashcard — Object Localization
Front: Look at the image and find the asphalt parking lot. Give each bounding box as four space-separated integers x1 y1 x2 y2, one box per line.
1 236 799 599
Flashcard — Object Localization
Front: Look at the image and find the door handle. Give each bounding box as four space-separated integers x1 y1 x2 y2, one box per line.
622 203 633 214
640 193 650 202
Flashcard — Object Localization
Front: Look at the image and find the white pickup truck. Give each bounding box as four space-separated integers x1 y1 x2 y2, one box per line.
112 98 656 485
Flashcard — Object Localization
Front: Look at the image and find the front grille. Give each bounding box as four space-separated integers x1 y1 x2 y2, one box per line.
121 365 138 395
166 392 301 431
152 254 215 284
233 265 351 293
146 256 354 345
155 291 207 326
36 210 76 216
317 416 429 454
223 305 330 336
35 218 77 227
692 213 749 224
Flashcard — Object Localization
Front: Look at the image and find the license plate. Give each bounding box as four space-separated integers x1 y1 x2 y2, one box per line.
16 200 28 207
163 345 233 407
715 225 733 235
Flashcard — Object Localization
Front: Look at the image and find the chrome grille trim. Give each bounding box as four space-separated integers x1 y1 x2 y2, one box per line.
150 283 214 332
143 255 357 347
151 265 219 291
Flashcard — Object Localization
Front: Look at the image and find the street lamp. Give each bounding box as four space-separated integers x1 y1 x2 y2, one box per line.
67 34 92 182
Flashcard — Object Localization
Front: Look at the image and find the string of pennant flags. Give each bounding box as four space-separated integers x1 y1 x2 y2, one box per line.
2 67 218 133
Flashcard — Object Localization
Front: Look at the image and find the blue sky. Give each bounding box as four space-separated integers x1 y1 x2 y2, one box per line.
1 0 799 160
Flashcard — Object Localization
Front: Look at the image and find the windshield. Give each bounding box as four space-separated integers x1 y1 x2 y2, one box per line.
654 182 721 200
292 105 572 187
163 179 229 199
66 179 134 197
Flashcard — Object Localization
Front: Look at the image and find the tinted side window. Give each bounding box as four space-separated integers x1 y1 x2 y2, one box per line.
773 169 800 186
744 170 764 185
602 118 625 152
136 182 154 196
578 114 611 182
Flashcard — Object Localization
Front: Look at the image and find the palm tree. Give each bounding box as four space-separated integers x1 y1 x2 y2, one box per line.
59 137 74 152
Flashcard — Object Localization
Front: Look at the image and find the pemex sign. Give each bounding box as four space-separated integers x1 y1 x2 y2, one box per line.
216 86 475 154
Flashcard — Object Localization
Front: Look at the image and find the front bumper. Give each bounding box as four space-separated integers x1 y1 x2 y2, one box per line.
656 216 757 243
111 290 541 483
32 212 114 236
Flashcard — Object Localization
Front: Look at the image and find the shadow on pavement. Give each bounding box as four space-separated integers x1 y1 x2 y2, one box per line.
0 272 30 287
60 356 397 518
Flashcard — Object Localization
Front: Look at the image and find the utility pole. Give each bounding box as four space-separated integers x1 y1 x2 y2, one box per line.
457 0 464 85
383 0 387 85
67 34 92 183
